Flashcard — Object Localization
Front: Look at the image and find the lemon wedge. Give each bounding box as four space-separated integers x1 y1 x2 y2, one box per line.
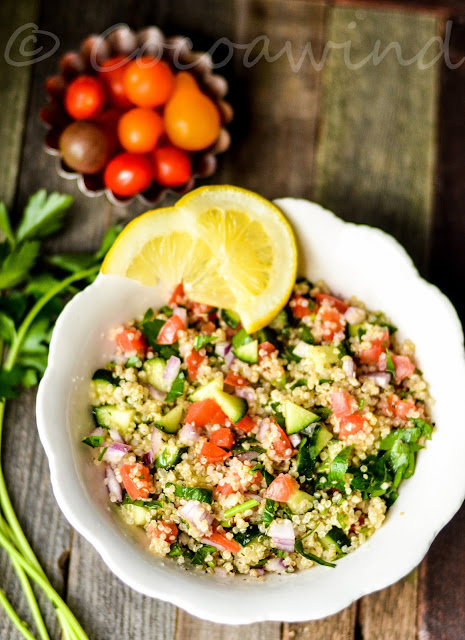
102 185 297 332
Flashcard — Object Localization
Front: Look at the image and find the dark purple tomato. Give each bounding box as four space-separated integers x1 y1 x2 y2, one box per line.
59 121 111 174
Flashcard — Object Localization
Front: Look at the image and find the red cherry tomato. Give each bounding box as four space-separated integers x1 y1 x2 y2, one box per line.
99 56 132 108
103 153 153 197
118 107 164 153
152 146 192 187
65 75 106 120
123 58 175 108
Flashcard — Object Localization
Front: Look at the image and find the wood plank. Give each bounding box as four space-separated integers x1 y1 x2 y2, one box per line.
314 7 440 274
175 613 281 640
418 19 465 640
283 605 356 640
314 7 440 639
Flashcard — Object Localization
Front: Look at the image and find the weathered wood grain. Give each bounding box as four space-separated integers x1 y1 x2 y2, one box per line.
175 614 281 640
283 604 356 640
314 7 440 274
314 7 441 639
417 19 465 640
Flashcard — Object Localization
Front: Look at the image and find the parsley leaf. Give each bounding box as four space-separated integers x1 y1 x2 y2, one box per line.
294 538 336 568
82 435 104 448
0 241 40 289
0 312 16 344
165 371 185 403
385 349 396 378
16 191 73 242
193 334 216 351
0 203 14 245
192 545 217 565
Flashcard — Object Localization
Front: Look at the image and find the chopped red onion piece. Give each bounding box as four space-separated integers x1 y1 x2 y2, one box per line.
163 355 181 385
235 387 255 404
265 557 288 573
289 433 302 448
142 450 154 466
269 520 295 553
179 501 214 533
215 341 231 358
236 451 260 463
148 385 167 401
105 465 122 502
108 429 123 443
245 492 263 503
365 372 391 388
224 350 235 368
179 422 200 444
151 427 163 456
254 567 265 576
257 419 271 442
89 427 105 438
200 536 225 552
173 306 187 326
344 306 366 324
103 442 131 464
342 357 355 379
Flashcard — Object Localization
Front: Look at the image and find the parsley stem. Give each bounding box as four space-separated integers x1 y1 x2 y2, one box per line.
0 527 88 640
0 586 38 640
0 516 50 640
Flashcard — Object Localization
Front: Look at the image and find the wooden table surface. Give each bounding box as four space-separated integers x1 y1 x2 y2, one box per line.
1 1 465 638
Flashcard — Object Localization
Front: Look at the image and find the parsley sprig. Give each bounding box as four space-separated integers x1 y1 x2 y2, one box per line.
0 191 121 640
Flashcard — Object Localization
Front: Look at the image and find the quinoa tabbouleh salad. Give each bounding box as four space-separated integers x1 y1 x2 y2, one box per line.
84 279 432 577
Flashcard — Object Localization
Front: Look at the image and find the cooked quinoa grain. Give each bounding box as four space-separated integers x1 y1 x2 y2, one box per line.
84 281 432 576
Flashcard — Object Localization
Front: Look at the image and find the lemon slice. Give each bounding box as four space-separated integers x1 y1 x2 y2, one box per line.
102 185 297 332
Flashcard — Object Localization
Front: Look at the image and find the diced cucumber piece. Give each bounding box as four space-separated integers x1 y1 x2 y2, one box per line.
284 400 320 435
296 425 333 478
156 445 188 469
269 308 289 332
93 405 135 435
235 340 258 364
231 328 252 349
189 377 223 402
286 489 314 514
155 404 183 434
91 369 118 396
143 358 170 392
312 424 333 454
256 327 279 348
211 389 248 424
221 309 240 329
120 504 151 526
294 344 341 364
348 323 364 338
320 526 351 554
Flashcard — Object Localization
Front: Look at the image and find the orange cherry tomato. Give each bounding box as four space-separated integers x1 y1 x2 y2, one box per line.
123 58 175 107
65 75 106 120
99 56 132 107
152 146 192 187
118 107 164 153
103 152 153 197
164 73 220 151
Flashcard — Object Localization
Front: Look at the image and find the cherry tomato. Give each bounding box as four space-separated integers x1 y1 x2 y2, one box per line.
164 73 220 151
99 56 132 107
59 121 111 174
64 75 106 120
123 58 175 108
104 153 153 197
118 107 164 153
152 146 192 187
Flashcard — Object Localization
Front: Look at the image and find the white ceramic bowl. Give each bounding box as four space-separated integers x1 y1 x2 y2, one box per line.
37 199 465 624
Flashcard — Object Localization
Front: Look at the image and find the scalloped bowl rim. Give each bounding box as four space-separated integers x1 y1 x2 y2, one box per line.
36 198 465 624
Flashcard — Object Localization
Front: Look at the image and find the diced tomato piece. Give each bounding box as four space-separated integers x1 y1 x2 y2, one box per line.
384 394 417 420
235 414 256 433
186 351 205 380
258 341 278 362
272 423 294 459
210 427 235 450
290 294 313 318
359 329 390 364
204 530 242 553
115 327 147 354
148 520 178 543
185 399 229 428
339 414 366 439
120 463 152 501
190 301 214 320
330 389 356 418
391 354 415 383
319 307 345 341
201 321 216 336
156 315 185 345
200 441 231 464
169 283 184 306
224 372 248 387
314 293 349 313
265 473 298 502
217 482 235 496
249 470 263 487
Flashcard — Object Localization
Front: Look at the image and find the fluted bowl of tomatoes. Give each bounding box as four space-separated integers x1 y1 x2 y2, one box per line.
41 26 233 205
